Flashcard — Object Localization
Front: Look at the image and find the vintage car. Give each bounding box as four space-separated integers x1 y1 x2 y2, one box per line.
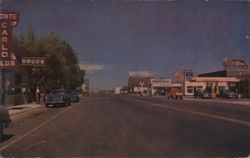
0 105 11 141
194 89 203 98
45 90 71 107
167 87 183 100
201 91 212 99
68 90 80 102
194 90 212 99
217 90 238 99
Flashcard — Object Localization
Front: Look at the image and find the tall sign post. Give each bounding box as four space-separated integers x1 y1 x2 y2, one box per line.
181 65 185 96
0 10 20 106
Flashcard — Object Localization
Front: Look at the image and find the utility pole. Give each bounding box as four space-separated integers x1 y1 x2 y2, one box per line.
0 69 5 106
181 64 186 95
246 34 250 97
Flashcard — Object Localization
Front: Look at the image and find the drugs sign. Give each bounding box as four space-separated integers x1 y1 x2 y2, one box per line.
0 10 20 68
21 57 46 66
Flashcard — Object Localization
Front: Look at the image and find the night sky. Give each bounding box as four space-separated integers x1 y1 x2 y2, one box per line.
2 0 250 90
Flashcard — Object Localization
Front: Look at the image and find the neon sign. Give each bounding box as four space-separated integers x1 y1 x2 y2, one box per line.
0 10 20 68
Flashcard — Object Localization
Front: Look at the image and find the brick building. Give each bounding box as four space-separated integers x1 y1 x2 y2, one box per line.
128 76 152 94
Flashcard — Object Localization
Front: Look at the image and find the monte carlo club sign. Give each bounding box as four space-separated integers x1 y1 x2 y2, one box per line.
0 10 20 68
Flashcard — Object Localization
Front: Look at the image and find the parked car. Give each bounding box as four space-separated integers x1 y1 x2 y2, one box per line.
217 90 238 99
201 91 212 99
68 90 80 102
194 90 203 98
45 90 71 107
0 106 11 141
194 90 212 99
83 91 90 96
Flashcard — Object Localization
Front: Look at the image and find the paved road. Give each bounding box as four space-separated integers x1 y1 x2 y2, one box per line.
0 96 250 157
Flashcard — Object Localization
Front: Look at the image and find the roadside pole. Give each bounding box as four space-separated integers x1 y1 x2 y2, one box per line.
181 65 185 96
0 69 5 106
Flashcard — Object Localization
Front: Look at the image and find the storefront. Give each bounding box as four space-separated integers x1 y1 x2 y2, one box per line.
196 59 250 97
128 76 152 94
184 77 239 96
150 79 171 95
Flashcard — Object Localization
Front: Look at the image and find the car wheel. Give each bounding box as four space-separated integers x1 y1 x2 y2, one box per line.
66 99 71 106
45 104 50 108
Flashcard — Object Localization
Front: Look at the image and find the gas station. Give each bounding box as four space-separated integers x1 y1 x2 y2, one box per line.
177 59 250 98
184 77 240 97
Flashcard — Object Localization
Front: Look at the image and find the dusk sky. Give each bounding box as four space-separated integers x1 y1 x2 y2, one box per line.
2 0 250 90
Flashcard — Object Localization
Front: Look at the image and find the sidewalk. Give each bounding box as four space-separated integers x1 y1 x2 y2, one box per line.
6 103 44 116
184 96 250 106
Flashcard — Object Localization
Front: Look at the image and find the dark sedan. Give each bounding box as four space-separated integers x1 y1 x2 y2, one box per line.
194 90 212 99
45 90 71 107
68 90 80 103
217 90 238 99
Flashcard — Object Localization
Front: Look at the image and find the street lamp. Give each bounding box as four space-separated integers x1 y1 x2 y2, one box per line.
246 33 250 98
238 72 242 98
32 67 36 102
139 80 144 96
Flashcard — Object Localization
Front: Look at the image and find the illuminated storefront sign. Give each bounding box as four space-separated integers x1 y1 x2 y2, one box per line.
0 10 20 68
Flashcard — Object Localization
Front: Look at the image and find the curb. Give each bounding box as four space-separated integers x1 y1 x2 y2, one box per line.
7 104 44 117
184 97 250 106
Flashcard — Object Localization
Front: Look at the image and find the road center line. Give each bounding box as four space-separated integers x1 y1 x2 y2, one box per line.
0 103 79 152
130 99 250 126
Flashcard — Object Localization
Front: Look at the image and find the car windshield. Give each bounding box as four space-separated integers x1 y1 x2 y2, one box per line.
51 91 65 95
1 1 249 157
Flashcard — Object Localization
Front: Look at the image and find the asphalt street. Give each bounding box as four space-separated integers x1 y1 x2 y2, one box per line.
0 95 250 157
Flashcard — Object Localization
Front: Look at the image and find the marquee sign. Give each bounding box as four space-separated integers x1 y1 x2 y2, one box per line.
223 59 248 69
0 10 20 68
151 79 171 87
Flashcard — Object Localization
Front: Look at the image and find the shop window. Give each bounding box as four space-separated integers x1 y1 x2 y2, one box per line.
196 86 203 90
187 86 193 93
218 86 225 92
205 86 212 93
